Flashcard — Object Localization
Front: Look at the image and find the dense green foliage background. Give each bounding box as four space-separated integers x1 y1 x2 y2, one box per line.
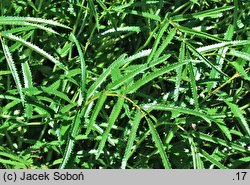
0 0 249 169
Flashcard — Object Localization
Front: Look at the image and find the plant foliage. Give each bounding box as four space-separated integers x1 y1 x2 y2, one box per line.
0 0 249 169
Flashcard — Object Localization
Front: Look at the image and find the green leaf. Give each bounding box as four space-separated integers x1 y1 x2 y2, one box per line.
41 87 72 103
0 148 31 168
121 110 141 169
60 107 84 169
188 61 199 110
174 41 185 102
1 33 68 72
153 28 176 60
85 92 107 136
200 149 228 169
220 95 250 136
191 132 249 152
96 97 124 159
0 158 26 168
172 6 234 21
188 136 204 169
0 16 71 29
206 24 234 92
229 49 250 62
196 40 250 53
147 19 169 63
0 22 58 34
117 9 161 21
101 26 141 35
86 54 126 99
0 70 11 76
125 61 188 94
230 62 250 81
69 33 86 100
108 54 170 90
146 117 171 169
187 42 229 78
21 61 33 117
177 25 224 42
214 119 232 141
88 0 100 30
1 38 25 106
122 49 151 67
